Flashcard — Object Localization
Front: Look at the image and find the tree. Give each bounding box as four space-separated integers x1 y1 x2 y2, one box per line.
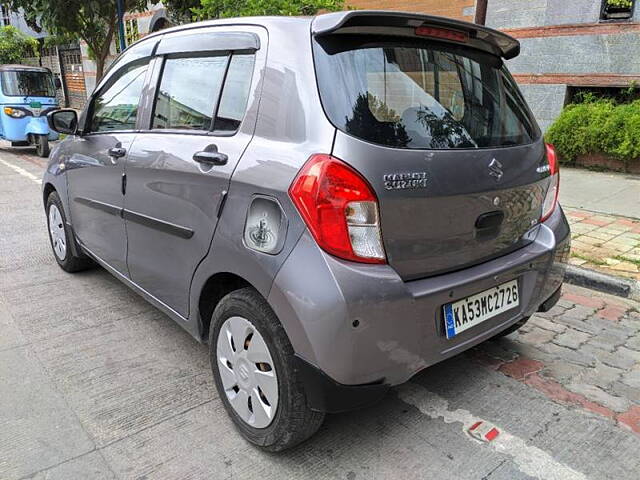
160 0 202 23
0 25 38 64
9 1 148 81
192 0 344 19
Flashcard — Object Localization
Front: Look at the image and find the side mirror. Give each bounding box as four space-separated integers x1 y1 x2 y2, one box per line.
48 109 78 135
54 77 62 89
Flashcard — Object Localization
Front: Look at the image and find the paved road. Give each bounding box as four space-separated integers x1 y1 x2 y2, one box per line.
1 144 639 480
560 168 640 219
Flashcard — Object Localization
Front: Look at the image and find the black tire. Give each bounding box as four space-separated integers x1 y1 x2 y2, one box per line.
209 287 325 451
36 135 50 157
491 316 530 339
46 191 92 273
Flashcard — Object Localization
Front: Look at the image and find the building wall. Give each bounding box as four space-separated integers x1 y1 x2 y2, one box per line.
348 0 476 21
486 0 640 131
4 8 46 38
486 0 602 28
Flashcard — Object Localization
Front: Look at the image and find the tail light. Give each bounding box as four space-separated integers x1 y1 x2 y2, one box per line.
540 143 559 222
415 26 469 43
289 154 386 264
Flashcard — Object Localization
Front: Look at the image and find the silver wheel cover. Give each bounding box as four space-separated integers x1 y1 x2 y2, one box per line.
217 316 278 428
48 205 67 260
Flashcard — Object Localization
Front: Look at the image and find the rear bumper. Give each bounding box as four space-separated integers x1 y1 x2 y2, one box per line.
269 206 570 403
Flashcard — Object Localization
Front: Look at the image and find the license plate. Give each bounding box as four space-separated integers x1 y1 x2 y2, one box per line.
443 279 519 339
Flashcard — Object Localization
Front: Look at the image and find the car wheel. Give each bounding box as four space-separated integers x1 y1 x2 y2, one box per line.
36 135 50 157
491 316 530 339
209 287 325 451
46 192 92 272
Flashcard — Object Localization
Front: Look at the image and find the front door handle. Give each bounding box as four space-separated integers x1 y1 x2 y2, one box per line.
193 145 228 166
108 147 127 158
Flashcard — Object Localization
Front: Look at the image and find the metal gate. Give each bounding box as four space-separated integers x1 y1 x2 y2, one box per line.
58 44 86 110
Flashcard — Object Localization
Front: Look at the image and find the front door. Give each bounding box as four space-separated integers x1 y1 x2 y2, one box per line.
66 60 150 274
124 29 262 317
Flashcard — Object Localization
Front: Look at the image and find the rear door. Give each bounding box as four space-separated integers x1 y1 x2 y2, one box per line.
124 27 264 317
314 34 549 280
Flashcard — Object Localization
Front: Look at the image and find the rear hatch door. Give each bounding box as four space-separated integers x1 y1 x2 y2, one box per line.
313 14 550 280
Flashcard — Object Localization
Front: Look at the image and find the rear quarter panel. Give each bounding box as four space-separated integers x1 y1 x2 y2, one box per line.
187 18 336 340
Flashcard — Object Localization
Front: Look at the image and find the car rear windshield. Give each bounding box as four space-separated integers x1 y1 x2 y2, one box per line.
1 70 56 97
313 36 539 150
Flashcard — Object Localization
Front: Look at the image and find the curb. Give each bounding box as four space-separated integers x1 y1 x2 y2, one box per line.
565 265 640 301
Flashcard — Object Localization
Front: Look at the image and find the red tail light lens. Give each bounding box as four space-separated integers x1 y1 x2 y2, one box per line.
540 143 560 222
288 154 386 264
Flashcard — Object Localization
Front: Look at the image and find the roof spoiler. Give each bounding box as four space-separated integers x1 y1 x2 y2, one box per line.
312 11 520 60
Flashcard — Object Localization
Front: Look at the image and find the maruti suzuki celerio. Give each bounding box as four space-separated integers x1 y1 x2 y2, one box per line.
44 11 570 451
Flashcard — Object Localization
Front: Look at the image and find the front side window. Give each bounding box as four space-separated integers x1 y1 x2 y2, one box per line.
1 71 56 97
89 61 148 133
314 37 539 150
152 56 228 130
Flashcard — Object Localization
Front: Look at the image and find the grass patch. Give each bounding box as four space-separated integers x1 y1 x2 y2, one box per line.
613 255 640 266
571 251 608 266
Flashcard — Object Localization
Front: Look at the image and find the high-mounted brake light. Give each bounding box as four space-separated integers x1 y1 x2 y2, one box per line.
415 26 469 43
289 154 386 264
540 143 560 222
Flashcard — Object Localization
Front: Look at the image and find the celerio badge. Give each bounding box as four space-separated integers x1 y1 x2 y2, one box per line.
383 172 428 190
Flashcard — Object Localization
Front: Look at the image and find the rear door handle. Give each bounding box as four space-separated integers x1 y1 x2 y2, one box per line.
108 147 127 158
193 145 228 166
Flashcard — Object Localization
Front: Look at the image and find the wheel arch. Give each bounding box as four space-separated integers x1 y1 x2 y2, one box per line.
43 182 56 207
197 272 254 343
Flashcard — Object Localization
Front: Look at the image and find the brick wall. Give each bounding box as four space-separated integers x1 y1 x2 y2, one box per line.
348 0 476 21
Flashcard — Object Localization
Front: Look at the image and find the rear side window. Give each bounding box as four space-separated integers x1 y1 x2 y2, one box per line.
152 56 227 130
151 53 255 133
213 54 255 133
313 36 539 149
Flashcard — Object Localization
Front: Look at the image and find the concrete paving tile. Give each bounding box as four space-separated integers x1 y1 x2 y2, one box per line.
26 307 214 447
30 451 115 480
539 343 596 367
412 356 640 479
0 298 28 352
0 347 94 480
565 383 630 412
530 316 567 333
517 327 556 346
541 359 585 384
102 394 500 480
553 329 592 350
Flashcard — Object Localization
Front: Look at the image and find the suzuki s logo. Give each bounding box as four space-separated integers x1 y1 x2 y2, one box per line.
488 158 504 182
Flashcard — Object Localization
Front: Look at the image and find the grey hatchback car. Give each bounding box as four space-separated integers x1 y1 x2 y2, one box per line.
44 11 570 451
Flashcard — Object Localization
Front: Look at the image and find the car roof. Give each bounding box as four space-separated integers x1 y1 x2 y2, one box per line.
137 15 312 45
130 11 518 60
0 64 51 73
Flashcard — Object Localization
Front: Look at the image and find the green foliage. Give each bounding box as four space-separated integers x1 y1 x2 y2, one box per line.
0 25 38 63
159 0 202 22
9 1 148 79
606 0 633 8
193 0 344 19
545 97 640 168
